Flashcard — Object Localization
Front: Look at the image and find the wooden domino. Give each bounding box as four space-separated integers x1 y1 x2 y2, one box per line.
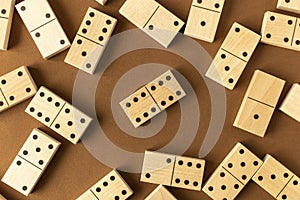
277 175 300 200
206 22 261 90
280 83 300 122
15 0 70 59
252 155 296 198
119 0 184 48
184 0 225 42
261 11 300 52
96 0 109 5
277 0 300 14
0 0 15 50
65 7 117 74
234 70 285 137
145 185 177 200
1 129 60 196
203 143 262 199
25 86 92 144
0 66 37 113
76 169 133 200
0 194 6 200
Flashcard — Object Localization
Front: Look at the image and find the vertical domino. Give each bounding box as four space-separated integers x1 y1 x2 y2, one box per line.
184 0 225 42
206 22 261 90
277 0 300 15
1 129 60 196
76 169 133 200
119 0 184 48
0 0 15 50
145 185 177 200
280 83 300 122
234 70 285 137
0 66 37 113
261 11 300 52
25 86 92 144
15 0 70 59
65 7 117 74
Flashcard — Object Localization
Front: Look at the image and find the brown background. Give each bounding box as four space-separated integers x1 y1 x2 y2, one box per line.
0 0 300 199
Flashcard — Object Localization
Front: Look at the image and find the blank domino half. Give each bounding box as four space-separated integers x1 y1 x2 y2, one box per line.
76 169 133 200
0 66 37 113
280 83 300 122
145 185 177 200
1 129 60 196
206 22 261 90
277 0 300 14
119 0 184 48
25 86 92 144
0 0 15 50
184 0 225 42
234 70 285 137
65 7 117 74
15 0 70 59
261 11 300 52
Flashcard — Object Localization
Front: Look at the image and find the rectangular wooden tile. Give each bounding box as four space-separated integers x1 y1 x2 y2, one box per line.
221 143 263 184
120 87 161 128
280 83 300 122
15 0 70 59
65 8 117 74
145 185 177 200
77 169 133 200
0 66 37 113
252 155 294 198
171 156 205 191
141 151 175 186
261 11 300 52
145 70 186 111
203 166 244 200
277 0 300 14
0 0 15 50
277 175 300 200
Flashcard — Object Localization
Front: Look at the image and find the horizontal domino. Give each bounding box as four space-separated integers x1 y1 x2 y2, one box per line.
65 7 117 74
184 0 225 42
145 185 177 200
0 0 15 50
261 11 300 52
280 83 300 122
141 151 206 191
1 129 60 196
277 0 300 14
15 0 70 59
0 66 37 112
203 143 263 200
119 0 184 48
25 86 92 144
206 22 261 90
76 169 133 200
234 70 285 137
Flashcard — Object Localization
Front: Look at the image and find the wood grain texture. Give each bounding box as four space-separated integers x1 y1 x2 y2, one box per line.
280 83 300 122
0 66 37 113
25 86 92 144
141 151 175 186
77 169 133 200
184 0 225 42
146 70 186 111
65 7 117 74
0 0 15 50
145 185 177 200
171 156 205 191
277 0 300 14
15 0 70 59
234 70 285 137
221 143 263 184
252 155 294 198
206 22 260 89
277 175 300 200
261 11 300 52
203 166 244 200
1 129 60 196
